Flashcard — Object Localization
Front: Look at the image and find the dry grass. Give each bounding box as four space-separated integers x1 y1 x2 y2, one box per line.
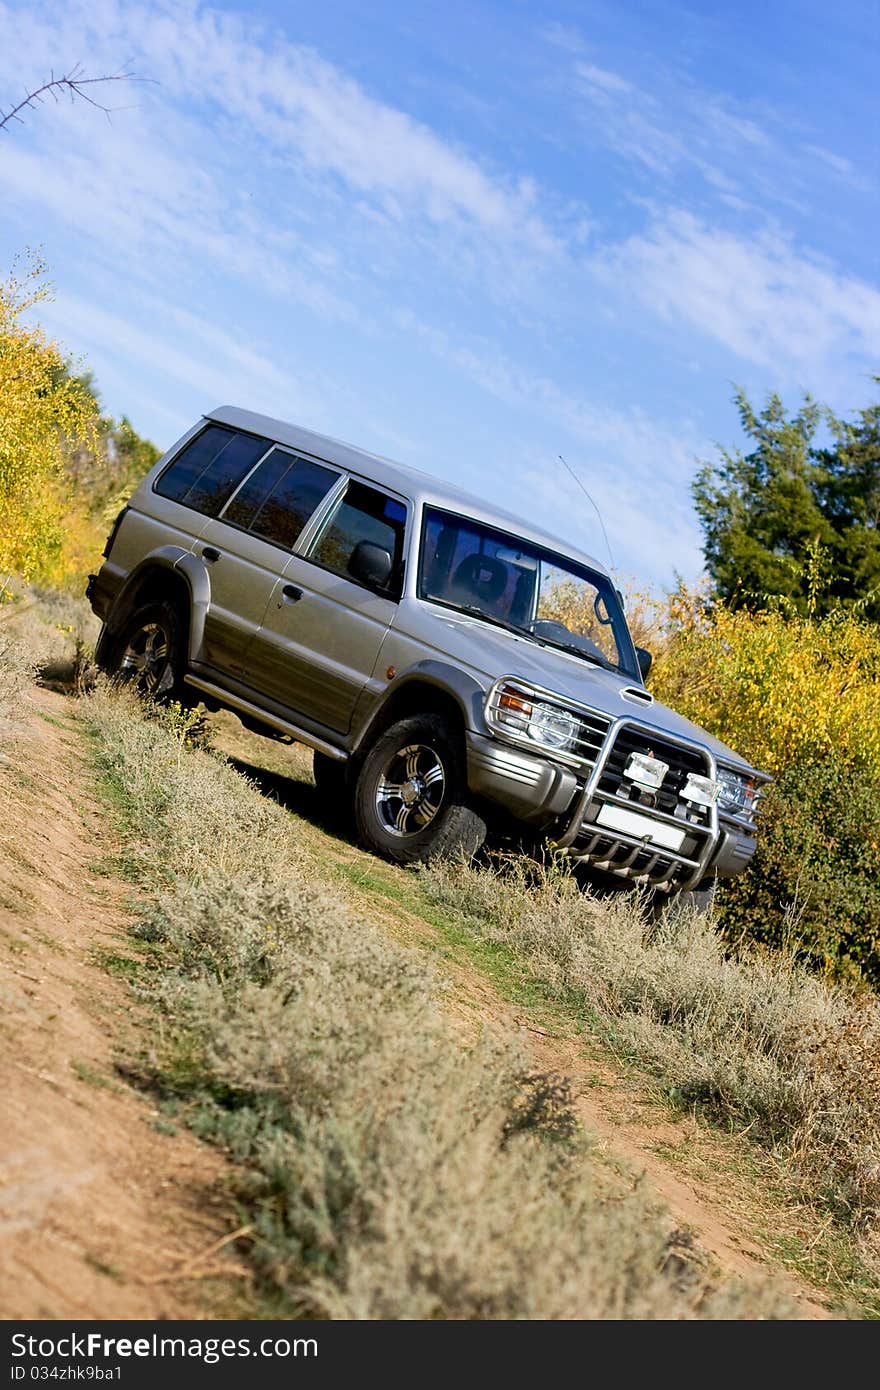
79 686 797 1319
419 857 880 1240
0 584 98 705
0 630 34 722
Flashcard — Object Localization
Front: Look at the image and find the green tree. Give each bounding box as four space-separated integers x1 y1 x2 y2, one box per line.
693 386 880 619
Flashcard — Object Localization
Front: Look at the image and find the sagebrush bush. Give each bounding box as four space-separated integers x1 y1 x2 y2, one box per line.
81 686 795 1318
420 856 880 1233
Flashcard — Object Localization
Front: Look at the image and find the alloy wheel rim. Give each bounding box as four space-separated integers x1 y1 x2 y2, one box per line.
120 621 172 694
375 743 446 836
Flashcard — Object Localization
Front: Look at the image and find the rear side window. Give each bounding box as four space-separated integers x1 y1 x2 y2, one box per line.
310 481 407 595
154 425 269 517
224 449 339 550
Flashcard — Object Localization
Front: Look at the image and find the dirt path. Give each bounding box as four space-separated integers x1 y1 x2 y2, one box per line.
362 892 832 1317
0 688 245 1319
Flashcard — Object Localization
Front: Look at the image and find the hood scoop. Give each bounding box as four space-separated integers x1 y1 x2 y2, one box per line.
620 685 653 705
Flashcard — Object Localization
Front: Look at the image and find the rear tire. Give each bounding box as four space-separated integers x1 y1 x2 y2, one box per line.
105 599 188 704
354 713 486 865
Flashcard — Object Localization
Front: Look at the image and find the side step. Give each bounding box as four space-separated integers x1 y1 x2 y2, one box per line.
183 674 348 762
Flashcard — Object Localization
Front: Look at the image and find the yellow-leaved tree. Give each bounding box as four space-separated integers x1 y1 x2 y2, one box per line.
0 256 98 589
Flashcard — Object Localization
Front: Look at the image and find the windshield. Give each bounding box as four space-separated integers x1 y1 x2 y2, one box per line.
418 508 639 679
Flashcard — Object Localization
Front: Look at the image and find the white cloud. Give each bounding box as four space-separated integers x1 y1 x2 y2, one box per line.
570 57 758 190
594 211 880 387
560 36 874 235
0 0 559 257
393 310 706 580
577 63 633 97
803 144 875 195
0 0 575 370
40 289 325 427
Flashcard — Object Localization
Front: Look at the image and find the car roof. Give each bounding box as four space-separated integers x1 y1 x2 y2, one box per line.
207 406 611 580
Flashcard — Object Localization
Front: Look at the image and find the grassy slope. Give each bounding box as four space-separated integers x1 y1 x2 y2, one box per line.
208 717 880 1316
73 686 809 1320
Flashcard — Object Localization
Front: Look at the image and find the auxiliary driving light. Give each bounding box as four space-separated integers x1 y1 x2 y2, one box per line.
681 772 719 808
623 751 668 790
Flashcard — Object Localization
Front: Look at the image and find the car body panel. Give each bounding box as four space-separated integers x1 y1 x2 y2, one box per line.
245 553 400 734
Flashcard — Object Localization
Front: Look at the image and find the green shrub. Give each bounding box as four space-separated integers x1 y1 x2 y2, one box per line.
719 756 880 988
650 583 880 987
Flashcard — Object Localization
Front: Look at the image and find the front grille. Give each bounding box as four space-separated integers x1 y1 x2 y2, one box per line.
566 723 716 889
569 830 698 888
597 726 713 828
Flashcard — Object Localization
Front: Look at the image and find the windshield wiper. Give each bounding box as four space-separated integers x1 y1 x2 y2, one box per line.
528 630 617 672
445 603 536 638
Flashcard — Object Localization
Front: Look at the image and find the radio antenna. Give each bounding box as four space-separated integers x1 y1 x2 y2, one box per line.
557 454 616 574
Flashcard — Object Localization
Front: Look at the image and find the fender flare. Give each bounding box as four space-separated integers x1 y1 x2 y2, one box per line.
100 547 212 664
350 659 488 756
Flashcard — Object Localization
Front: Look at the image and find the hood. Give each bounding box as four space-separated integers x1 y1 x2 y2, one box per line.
416 606 757 774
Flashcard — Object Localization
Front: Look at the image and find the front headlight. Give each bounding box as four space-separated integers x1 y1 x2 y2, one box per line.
526 703 581 751
491 685 581 755
716 765 757 821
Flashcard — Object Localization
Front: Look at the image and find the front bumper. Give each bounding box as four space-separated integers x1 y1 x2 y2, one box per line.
707 821 757 879
466 732 578 823
467 724 761 891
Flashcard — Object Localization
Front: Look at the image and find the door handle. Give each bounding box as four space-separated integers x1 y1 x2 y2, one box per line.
281 583 303 603
202 546 221 563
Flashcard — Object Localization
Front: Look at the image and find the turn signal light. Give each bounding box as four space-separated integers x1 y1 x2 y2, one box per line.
499 691 533 717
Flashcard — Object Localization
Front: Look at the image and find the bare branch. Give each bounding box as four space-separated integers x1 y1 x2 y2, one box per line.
0 65 154 133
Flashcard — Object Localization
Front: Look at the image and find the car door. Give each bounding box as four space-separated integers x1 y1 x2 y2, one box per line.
195 447 342 678
245 477 408 734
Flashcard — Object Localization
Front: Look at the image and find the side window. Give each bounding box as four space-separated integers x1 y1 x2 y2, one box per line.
309 481 407 595
154 426 270 517
223 449 338 550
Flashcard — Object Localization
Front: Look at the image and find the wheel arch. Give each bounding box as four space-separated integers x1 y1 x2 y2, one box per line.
95 548 209 667
350 663 486 764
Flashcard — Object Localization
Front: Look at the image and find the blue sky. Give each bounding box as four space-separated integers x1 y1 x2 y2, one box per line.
1 0 877 587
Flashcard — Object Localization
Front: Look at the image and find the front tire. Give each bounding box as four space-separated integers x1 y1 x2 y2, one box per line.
354 714 486 865
661 876 717 924
105 599 188 703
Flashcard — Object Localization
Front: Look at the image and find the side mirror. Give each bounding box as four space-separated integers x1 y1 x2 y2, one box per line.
348 540 393 590
636 646 653 682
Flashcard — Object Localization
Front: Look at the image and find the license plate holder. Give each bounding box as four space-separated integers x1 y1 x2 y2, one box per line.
595 803 686 852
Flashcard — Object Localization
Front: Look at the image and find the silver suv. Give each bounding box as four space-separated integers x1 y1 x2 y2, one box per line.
87 406 768 902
